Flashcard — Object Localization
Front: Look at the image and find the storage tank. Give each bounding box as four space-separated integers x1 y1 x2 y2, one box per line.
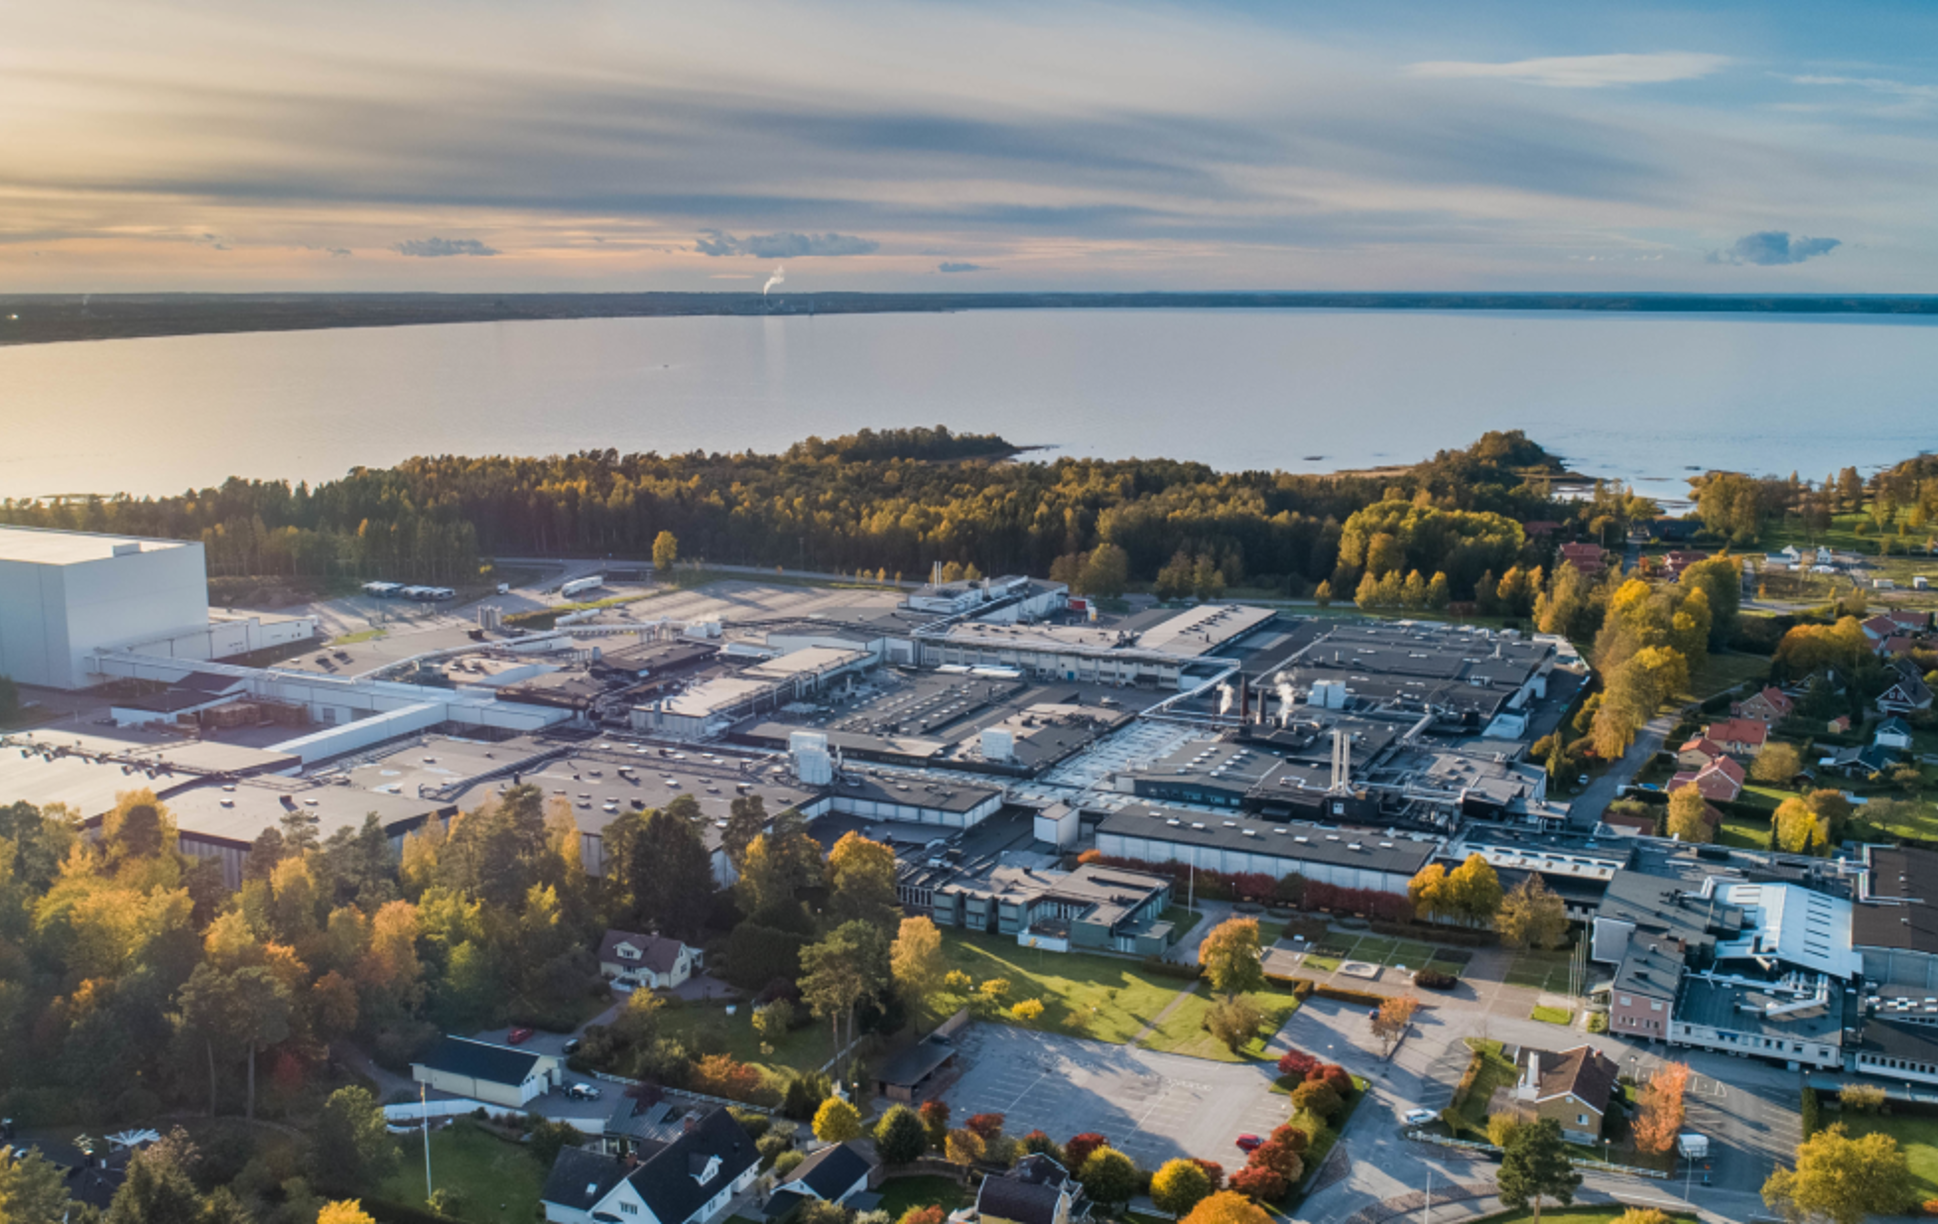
981 728 1015 763
790 730 833 786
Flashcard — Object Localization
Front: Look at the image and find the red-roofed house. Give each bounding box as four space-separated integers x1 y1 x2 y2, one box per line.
1733 686 1795 725
1557 542 1609 576
1887 609 1933 632
1705 719 1769 756
1677 737 1727 770
1661 551 1709 581
1669 755 1746 803
1862 614 1900 643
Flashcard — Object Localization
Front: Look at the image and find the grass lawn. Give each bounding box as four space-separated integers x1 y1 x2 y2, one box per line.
1719 811 1772 850
1141 982 1303 1062
873 1175 968 1218
1851 800 1938 843
330 627 387 645
1674 651 1770 705
1737 784 1788 814
1302 954 1341 973
380 1121 546 1224
655 999 836 1079
1531 1004 1574 1025
1447 1039 1518 1141
1504 947 1576 994
1844 1113 1938 1199
1159 906 1205 945
938 929 1187 1044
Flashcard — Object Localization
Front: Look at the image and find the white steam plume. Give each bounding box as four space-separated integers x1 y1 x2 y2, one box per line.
1277 680 1296 726
1216 682 1233 716
762 266 785 296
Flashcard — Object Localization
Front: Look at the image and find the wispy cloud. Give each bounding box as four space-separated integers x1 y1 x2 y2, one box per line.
394 237 498 257
1407 52 1729 89
694 231 879 258
1708 231 1841 266
938 262 991 273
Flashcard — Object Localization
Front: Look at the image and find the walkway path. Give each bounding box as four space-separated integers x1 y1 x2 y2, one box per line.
1128 982 1202 1046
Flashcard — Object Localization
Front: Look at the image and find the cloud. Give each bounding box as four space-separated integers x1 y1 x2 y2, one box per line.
1406 52 1729 89
937 262 990 273
694 230 879 258
393 237 498 257
1708 231 1841 266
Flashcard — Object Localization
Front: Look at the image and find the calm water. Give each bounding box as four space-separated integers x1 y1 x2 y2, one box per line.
3 309 1934 499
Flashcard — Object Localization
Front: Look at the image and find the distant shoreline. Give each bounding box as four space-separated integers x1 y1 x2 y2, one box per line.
2 290 1935 348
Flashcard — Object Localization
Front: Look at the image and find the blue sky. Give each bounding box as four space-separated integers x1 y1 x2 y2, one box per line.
1 0 1932 290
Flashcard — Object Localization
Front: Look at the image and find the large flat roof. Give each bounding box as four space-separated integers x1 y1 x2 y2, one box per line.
0 526 193 566
167 779 446 847
1091 801 1438 875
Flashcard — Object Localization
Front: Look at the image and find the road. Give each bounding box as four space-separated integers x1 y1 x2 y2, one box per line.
1569 710 1678 829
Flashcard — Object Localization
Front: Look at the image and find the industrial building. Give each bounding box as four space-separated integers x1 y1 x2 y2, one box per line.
1089 800 1436 894
0 527 226 688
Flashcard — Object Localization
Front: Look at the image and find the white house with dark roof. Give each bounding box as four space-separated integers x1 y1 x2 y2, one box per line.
541 1108 758 1224
975 1154 1085 1224
598 929 702 990
411 1035 562 1108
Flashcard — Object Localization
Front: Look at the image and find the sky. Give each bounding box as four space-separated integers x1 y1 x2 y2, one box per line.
2 0 1935 292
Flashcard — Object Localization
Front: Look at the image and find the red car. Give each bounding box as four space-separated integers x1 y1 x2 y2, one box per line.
507 1027 535 1045
1235 1134 1263 1153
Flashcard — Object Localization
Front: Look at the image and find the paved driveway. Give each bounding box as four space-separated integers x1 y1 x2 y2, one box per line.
939 1023 1289 1170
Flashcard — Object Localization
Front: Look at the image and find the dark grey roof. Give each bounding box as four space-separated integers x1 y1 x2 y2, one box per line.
978 1176 1063 1224
1853 903 1938 954
176 671 248 695
625 1108 758 1224
599 929 689 974
1008 1154 1070 1189
781 1142 873 1200
412 1035 544 1086
1091 803 1436 876
1859 1018 1938 1066
541 1147 631 1214
1866 846 1938 903
873 1036 957 1088
838 774 1001 814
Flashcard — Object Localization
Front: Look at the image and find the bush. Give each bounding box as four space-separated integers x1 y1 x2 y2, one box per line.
1413 968 1457 990
1586 1013 1608 1034
1801 1086 1821 1137
1276 1050 1318 1080
1227 1166 1287 1202
1312 984 1386 1007
1290 1081 1342 1121
757 1134 794 1168
773 1150 806 1177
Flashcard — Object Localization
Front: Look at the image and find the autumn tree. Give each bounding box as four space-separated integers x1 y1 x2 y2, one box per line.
1369 994 1419 1054
873 1105 928 1165
1665 784 1714 844
721 794 768 871
1407 863 1448 923
1495 875 1568 950
1763 1123 1912 1224
1181 1191 1273 1224
1630 1062 1688 1157
800 920 890 1054
944 1128 984 1167
0 1144 76 1224
1751 742 1804 786
1152 1159 1214 1219
1206 998 1265 1054
1496 1120 1580 1224
828 831 900 931
1198 917 1265 999
1774 797 1831 856
652 531 679 571
310 1086 399 1194
318 1204 378 1224
1077 1147 1140 1208
814 1097 863 1143
1444 854 1503 928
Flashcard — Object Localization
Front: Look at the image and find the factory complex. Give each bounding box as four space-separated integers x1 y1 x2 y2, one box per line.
10 525 1938 1088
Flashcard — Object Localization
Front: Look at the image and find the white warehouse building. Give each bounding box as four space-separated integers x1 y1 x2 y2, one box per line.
0 527 212 689
1090 801 1437 893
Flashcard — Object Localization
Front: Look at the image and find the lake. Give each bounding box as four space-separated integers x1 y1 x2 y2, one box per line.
3 308 1934 499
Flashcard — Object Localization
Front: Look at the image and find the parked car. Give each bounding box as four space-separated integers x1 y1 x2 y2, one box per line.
1403 1109 1437 1126
566 1083 602 1101
1235 1134 1263 1153
506 1027 535 1045
562 1038 582 1055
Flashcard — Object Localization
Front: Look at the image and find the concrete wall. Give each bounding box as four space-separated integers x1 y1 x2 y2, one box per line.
1608 987 1673 1037
122 611 316 665
1095 829 1414 894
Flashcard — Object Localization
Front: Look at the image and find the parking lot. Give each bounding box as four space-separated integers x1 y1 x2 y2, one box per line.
939 1023 1289 1169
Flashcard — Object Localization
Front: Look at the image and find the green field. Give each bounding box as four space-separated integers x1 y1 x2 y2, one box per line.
654 998 837 1079
1531 1004 1574 1025
1844 1113 1938 1199
380 1122 546 1224
1140 982 1303 1062
1503 946 1576 994
873 1175 969 1217
1718 811 1772 850
938 929 1188 1044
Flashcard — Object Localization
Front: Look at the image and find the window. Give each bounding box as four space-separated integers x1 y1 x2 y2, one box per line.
620 1206 638 1216
1650 1000 1663 1011
1619 996 1632 1007
1578 1114 1588 1126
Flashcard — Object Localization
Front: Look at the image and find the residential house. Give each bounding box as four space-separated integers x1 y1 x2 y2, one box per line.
1558 542 1609 577
1668 755 1745 804
540 1108 759 1224
1887 609 1933 633
1503 1045 1621 1144
1862 615 1902 644
599 929 702 991
411 1036 562 1108
1733 686 1796 726
1828 714 1852 734
976 1155 1087 1224
1660 551 1709 581
1877 718 1916 752
1676 737 1727 771
1704 719 1769 757
770 1142 877 1218
1878 662 1934 715
1821 743 1900 780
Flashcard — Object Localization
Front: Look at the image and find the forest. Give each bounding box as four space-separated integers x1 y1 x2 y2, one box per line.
0 427 1598 600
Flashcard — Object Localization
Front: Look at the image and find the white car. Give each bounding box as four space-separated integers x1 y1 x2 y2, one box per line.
567 1083 603 1101
1402 1108 1438 1126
